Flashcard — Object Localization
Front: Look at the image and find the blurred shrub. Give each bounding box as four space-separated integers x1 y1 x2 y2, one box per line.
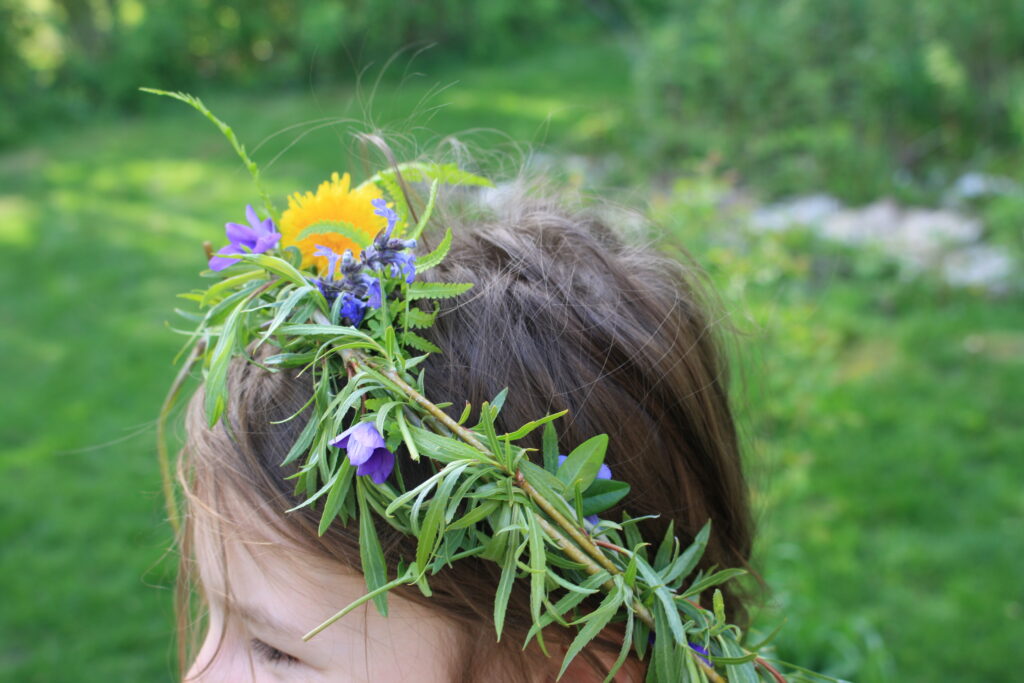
634 0 1024 200
0 0 623 145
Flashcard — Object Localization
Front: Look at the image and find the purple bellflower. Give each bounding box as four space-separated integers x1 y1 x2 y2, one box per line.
363 198 417 283
209 205 281 271
558 454 612 525
330 422 395 484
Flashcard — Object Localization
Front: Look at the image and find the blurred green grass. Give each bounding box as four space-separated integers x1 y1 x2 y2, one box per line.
2 43 1022 681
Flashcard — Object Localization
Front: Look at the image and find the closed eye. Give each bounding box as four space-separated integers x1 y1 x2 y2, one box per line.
251 638 301 666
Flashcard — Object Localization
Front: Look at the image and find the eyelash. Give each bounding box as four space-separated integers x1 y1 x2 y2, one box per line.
251 638 300 666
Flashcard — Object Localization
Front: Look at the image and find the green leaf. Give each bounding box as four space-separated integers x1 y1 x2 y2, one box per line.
237 253 311 290
259 285 316 344
680 567 747 600
649 600 683 683
556 434 609 492
579 479 630 517
636 557 686 646
407 178 439 241
602 600 634 683
277 323 379 346
203 301 245 426
526 514 546 631
408 425 497 466
359 162 493 192
493 534 524 641
557 586 623 679
200 268 264 306
263 351 317 368
716 632 760 683
654 520 676 570
407 281 474 300
662 521 711 588
500 410 568 442
357 479 390 615
416 463 469 572
317 461 354 535
395 409 419 462
401 330 442 354
384 462 455 516
448 499 500 530
402 305 437 330
490 388 509 415
523 570 611 644
542 422 560 473
713 588 726 625
281 414 318 466
519 461 577 523
415 225 453 273
295 219 372 247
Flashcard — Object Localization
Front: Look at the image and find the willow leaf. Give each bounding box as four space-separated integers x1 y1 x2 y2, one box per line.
557 587 623 679
493 535 525 641
357 479 390 615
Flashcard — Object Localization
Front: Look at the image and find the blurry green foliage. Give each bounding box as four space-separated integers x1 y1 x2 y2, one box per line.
634 0 1024 200
652 166 1024 682
5 0 1024 203
0 0 632 143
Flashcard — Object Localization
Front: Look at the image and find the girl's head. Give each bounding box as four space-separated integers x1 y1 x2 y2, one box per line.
178 185 755 681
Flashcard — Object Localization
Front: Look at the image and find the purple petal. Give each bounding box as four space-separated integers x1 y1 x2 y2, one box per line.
208 244 245 271
368 279 383 308
225 221 258 247
351 421 385 448
245 204 260 228
357 448 395 484
369 450 395 483
253 232 280 253
314 244 337 259
334 422 386 466
340 293 366 326
345 439 375 466
259 218 277 235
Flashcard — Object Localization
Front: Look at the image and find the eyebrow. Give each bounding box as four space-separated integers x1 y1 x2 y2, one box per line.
224 598 298 636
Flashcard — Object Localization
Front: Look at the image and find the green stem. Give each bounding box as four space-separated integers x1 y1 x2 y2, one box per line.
139 88 279 221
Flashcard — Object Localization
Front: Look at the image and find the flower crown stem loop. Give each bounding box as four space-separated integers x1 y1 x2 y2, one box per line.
332 338 739 683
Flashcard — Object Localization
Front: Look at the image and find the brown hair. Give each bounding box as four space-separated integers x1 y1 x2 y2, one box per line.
176 182 757 681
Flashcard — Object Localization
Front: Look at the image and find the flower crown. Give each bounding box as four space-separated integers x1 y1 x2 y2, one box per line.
150 89 802 683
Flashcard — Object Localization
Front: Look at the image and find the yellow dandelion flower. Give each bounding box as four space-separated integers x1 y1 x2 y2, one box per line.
279 172 387 273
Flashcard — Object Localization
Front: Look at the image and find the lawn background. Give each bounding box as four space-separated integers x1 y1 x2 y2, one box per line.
2 4 1023 681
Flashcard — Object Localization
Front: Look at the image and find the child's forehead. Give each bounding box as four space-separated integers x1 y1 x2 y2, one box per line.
193 515 367 632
